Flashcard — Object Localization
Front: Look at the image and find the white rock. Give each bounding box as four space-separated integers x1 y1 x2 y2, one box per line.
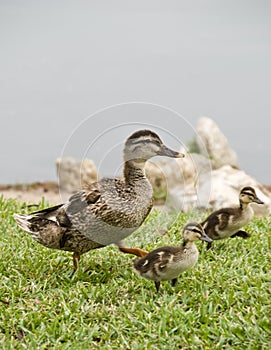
145 159 185 200
168 165 271 216
56 157 98 193
196 117 239 169
180 153 211 182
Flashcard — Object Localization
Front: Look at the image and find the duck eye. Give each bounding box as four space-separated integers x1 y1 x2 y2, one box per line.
148 140 160 147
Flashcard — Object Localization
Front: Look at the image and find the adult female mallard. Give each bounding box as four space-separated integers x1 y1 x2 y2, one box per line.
14 130 184 273
201 186 264 249
133 222 212 292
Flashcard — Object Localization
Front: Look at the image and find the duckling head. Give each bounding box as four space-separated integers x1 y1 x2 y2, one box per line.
123 129 184 164
182 222 213 243
239 186 264 205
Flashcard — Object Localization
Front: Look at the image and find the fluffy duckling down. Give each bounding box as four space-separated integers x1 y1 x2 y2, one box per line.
201 186 264 249
133 222 212 292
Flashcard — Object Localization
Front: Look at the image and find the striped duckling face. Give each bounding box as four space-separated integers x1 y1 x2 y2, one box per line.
239 187 264 205
182 222 213 243
123 130 184 163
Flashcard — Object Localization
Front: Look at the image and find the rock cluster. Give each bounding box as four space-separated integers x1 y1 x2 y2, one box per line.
146 117 271 215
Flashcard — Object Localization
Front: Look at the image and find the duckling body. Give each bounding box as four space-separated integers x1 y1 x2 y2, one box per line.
201 186 264 249
14 130 184 273
133 223 212 292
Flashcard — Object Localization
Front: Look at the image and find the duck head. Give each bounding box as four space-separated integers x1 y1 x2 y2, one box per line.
239 187 264 205
182 222 213 243
123 129 184 163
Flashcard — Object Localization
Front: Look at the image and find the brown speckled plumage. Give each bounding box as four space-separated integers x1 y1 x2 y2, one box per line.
14 130 184 274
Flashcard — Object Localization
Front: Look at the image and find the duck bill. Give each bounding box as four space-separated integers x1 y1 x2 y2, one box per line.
200 232 213 243
158 145 185 158
253 196 264 205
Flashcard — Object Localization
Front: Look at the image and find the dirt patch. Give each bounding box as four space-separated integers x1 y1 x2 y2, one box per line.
1 181 270 208
0 182 64 205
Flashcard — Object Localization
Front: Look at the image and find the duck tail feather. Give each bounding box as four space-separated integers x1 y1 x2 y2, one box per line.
13 213 35 234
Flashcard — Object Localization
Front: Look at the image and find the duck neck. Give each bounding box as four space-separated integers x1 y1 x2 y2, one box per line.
123 160 147 185
239 201 249 210
182 240 195 249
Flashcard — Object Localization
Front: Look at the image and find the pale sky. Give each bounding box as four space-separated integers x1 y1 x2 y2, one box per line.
1 1 270 183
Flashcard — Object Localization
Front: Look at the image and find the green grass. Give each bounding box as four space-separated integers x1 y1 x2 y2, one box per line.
1 196 271 349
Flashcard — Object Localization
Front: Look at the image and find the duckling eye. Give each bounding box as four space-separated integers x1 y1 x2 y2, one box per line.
191 229 202 235
241 193 254 201
241 191 254 198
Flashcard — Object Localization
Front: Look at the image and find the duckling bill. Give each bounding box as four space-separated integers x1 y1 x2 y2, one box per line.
14 129 184 275
201 186 264 249
133 223 212 292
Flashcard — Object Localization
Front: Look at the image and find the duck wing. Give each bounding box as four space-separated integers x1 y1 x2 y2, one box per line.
14 183 104 250
27 204 71 228
31 204 64 217
201 208 238 237
65 183 101 215
20 182 101 228
134 246 180 274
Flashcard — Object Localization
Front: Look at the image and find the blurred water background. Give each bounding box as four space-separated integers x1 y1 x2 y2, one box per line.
1 1 270 184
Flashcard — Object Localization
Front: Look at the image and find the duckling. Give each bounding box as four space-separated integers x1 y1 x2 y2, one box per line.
201 186 264 249
133 223 212 292
14 130 184 274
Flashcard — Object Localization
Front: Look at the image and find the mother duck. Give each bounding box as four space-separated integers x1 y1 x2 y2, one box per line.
14 130 184 273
